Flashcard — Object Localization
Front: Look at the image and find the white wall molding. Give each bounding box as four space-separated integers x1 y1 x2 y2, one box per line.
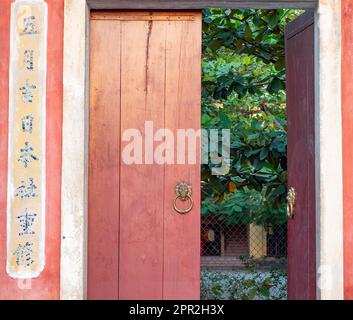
61 0 89 300
315 0 343 300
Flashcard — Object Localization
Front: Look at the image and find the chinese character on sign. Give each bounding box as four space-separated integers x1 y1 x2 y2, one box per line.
23 50 34 71
22 115 34 134
7 0 47 279
17 208 37 236
18 141 39 168
21 16 38 35
13 242 34 268
19 80 36 104
15 178 38 199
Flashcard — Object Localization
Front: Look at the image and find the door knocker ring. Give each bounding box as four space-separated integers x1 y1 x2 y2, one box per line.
173 182 193 214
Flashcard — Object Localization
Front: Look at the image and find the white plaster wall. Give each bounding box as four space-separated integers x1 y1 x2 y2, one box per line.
61 0 88 300
316 0 343 300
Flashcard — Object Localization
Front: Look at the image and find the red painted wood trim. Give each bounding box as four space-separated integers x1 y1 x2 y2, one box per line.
163 16 201 299
284 10 314 40
0 0 63 299
118 20 166 300
286 12 316 300
342 0 353 300
88 19 121 299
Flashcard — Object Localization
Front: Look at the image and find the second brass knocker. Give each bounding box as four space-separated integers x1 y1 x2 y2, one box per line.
173 182 194 214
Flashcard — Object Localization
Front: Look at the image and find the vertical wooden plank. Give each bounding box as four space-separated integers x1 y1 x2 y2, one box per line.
88 19 121 299
342 0 353 300
0 0 63 299
119 20 166 299
286 12 316 300
163 14 201 300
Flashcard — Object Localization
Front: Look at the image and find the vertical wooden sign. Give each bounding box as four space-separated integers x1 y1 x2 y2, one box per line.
7 0 47 279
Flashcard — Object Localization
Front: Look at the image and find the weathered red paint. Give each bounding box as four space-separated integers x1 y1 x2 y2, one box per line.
342 0 353 300
88 11 201 300
0 0 63 299
286 12 316 300
88 18 121 299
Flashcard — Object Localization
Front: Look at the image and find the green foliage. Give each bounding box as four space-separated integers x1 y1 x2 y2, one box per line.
203 8 302 97
201 9 302 225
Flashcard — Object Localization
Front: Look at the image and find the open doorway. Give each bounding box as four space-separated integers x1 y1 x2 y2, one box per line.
200 8 313 300
63 0 343 301
87 8 315 300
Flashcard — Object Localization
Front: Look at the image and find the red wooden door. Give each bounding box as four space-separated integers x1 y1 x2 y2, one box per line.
88 11 201 300
285 12 316 300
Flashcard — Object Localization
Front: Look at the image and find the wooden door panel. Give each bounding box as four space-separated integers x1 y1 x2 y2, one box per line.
88 19 121 300
119 20 166 300
163 20 201 300
285 12 316 300
89 11 201 300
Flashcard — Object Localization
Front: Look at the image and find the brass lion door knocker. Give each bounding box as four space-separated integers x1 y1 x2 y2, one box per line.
173 182 194 214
